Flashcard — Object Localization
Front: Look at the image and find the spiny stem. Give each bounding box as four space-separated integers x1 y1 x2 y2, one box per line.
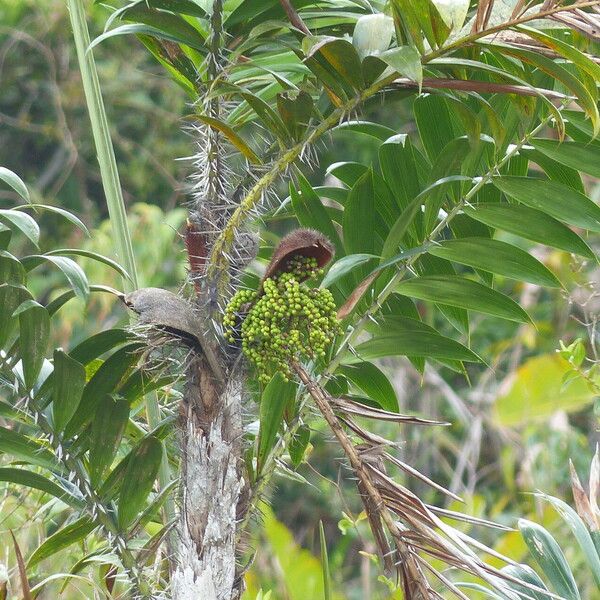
206 76 396 289
205 0 226 213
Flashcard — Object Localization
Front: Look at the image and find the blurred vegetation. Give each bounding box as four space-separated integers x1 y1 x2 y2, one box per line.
1 1 599 598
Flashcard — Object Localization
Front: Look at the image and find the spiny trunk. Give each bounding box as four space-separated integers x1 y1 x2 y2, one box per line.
172 355 246 600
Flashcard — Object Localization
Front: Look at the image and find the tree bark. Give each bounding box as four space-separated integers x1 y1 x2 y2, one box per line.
171 355 245 600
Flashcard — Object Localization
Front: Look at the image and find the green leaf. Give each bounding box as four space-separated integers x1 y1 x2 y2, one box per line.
118 436 163 530
188 115 261 164
134 479 177 532
505 45 599 134
421 0 452 47
391 0 425 53
429 56 568 139
414 94 456 161
137 32 198 90
353 13 394 60
52 349 86 434
0 427 58 471
111 2 205 43
493 176 600 233
380 295 429 373
0 225 11 250
290 175 344 256
46 249 131 281
500 564 552 600
518 25 600 83
538 493 600 588
381 175 471 260
343 170 375 254
326 162 368 188
332 121 396 142
416 254 469 335
22 255 89 301
0 250 24 285
98 451 130 502
393 0 450 49
423 138 476 233
16 205 89 236
0 167 30 203
563 109 596 139
396 275 531 323
15 300 50 390
464 203 595 259
519 519 581 600
428 238 561 288
380 196 424 260
289 424 310 467
321 254 377 288
337 246 430 320
28 517 96 569
353 316 481 363
520 146 584 194
64 342 142 438
69 328 131 365
0 209 39 246
89 397 130 487
119 370 176 404
257 373 295 473
319 521 332 600
0 283 28 348
432 0 469 30
128 0 208 19
239 91 290 142
339 362 399 412
0 468 80 507
307 37 364 90
0 400 26 424
517 26 600 133
277 91 313 141
378 135 427 237
531 139 600 180
90 23 205 52
45 285 121 317
379 46 422 87
495 354 597 426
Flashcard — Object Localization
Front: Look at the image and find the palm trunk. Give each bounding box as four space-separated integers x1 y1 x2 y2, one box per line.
172 355 246 599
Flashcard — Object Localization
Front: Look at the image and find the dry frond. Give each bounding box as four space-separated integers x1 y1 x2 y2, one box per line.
294 363 558 599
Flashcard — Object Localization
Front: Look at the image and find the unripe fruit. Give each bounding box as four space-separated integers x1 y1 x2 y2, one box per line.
223 256 342 382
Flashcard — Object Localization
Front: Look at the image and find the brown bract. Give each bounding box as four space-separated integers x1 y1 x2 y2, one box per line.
260 228 334 290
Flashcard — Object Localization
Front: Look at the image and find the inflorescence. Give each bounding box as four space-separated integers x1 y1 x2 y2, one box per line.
223 256 341 384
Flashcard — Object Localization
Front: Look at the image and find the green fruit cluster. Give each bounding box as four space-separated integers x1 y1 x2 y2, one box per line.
223 256 341 384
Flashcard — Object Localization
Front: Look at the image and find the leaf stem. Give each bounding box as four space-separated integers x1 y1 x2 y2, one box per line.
292 362 429 590
206 75 397 289
66 0 137 291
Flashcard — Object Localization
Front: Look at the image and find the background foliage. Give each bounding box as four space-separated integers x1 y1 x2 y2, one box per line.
0 0 600 598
